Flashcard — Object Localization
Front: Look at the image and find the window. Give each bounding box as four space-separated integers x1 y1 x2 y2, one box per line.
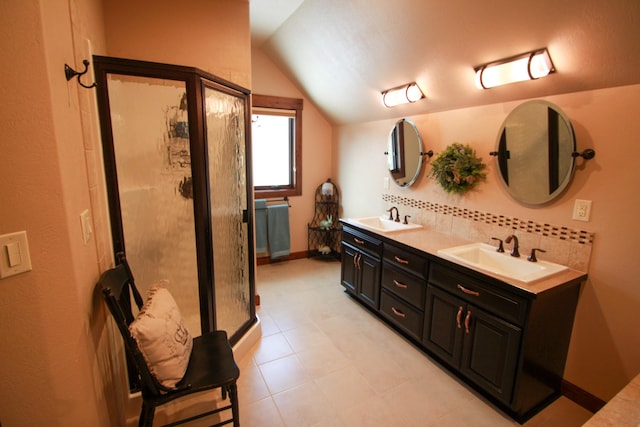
251 94 302 199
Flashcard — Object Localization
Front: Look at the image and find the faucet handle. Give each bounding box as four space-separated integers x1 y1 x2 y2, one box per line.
528 248 546 262
403 215 411 225
491 237 504 253
386 208 394 221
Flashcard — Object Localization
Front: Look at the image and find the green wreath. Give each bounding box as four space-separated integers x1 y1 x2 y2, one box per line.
429 143 487 194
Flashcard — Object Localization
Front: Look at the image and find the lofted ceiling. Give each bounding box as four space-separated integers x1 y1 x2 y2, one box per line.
250 0 640 125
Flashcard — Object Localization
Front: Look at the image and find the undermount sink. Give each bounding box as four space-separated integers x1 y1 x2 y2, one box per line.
437 242 568 283
348 216 423 234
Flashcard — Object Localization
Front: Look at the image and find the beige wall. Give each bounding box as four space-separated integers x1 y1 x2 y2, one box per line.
251 48 335 255
0 0 114 425
0 0 251 425
335 84 640 401
103 0 251 89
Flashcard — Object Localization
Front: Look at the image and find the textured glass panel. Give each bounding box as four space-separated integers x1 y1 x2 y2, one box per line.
204 85 251 336
108 74 201 336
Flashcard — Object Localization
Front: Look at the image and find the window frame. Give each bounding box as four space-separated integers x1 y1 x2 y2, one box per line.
251 94 302 199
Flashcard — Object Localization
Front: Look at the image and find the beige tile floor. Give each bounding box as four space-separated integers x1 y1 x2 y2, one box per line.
237 257 594 427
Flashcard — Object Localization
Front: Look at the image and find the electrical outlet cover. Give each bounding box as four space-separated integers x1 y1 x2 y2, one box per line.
572 199 592 222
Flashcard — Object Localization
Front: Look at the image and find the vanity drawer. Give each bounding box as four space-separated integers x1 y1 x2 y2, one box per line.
429 263 528 325
380 290 423 340
342 227 382 258
382 265 427 309
383 244 427 279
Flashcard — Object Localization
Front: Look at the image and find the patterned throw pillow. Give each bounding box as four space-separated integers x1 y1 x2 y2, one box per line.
129 282 193 388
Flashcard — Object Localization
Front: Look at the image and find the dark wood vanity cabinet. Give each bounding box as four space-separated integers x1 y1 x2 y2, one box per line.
339 222 583 423
424 260 582 421
341 226 382 309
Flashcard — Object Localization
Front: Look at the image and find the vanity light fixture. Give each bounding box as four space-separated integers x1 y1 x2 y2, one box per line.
475 48 555 89
381 82 425 107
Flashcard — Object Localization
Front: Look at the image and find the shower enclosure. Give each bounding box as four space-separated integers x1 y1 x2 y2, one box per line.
94 56 255 355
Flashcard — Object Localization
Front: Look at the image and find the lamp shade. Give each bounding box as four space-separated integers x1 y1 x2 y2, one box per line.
382 83 425 107
475 49 554 89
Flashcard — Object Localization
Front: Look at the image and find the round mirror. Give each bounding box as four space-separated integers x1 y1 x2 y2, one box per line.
494 100 576 205
387 118 424 187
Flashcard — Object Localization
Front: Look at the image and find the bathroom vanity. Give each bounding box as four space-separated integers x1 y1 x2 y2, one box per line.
340 219 587 423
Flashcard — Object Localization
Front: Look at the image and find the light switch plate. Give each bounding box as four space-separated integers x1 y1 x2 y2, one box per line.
80 209 93 244
0 231 33 278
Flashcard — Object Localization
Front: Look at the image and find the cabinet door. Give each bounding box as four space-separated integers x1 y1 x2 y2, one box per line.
461 305 521 404
423 285 464 367
341 244 358 294
358 251 381 309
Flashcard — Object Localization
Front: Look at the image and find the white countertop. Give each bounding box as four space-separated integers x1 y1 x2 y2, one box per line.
341 219 588 295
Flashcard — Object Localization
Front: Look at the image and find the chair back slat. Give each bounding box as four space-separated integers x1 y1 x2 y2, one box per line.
115 252 144 309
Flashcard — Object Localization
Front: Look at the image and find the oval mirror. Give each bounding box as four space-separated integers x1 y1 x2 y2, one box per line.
494 100 576 205
387 118 424 187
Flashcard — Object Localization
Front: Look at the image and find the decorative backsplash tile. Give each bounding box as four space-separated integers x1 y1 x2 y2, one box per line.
382 193 593 272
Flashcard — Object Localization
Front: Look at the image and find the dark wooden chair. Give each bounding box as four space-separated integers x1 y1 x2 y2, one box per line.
97 254 240 427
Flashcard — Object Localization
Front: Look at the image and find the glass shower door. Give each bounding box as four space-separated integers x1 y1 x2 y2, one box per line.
204 83 252 337
106 74 202 336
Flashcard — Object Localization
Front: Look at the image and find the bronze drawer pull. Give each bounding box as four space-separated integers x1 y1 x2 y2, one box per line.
465 309 472 334
354 237 365 245
456 306 463 329
457 284 480 297
393 280 408 289
394 256 409 265
391 307 406 318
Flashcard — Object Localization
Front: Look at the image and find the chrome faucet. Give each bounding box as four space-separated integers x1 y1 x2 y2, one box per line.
505 234 520 257
387 206 400 222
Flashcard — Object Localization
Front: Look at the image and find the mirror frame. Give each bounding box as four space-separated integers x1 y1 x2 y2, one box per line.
387 118 424 187
494 100 577 205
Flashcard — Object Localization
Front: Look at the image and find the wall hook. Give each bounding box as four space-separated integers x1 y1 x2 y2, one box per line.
64 59 97 89
571 149 596 160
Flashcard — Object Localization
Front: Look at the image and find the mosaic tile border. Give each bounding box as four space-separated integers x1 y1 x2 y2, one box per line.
382 194 594 246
